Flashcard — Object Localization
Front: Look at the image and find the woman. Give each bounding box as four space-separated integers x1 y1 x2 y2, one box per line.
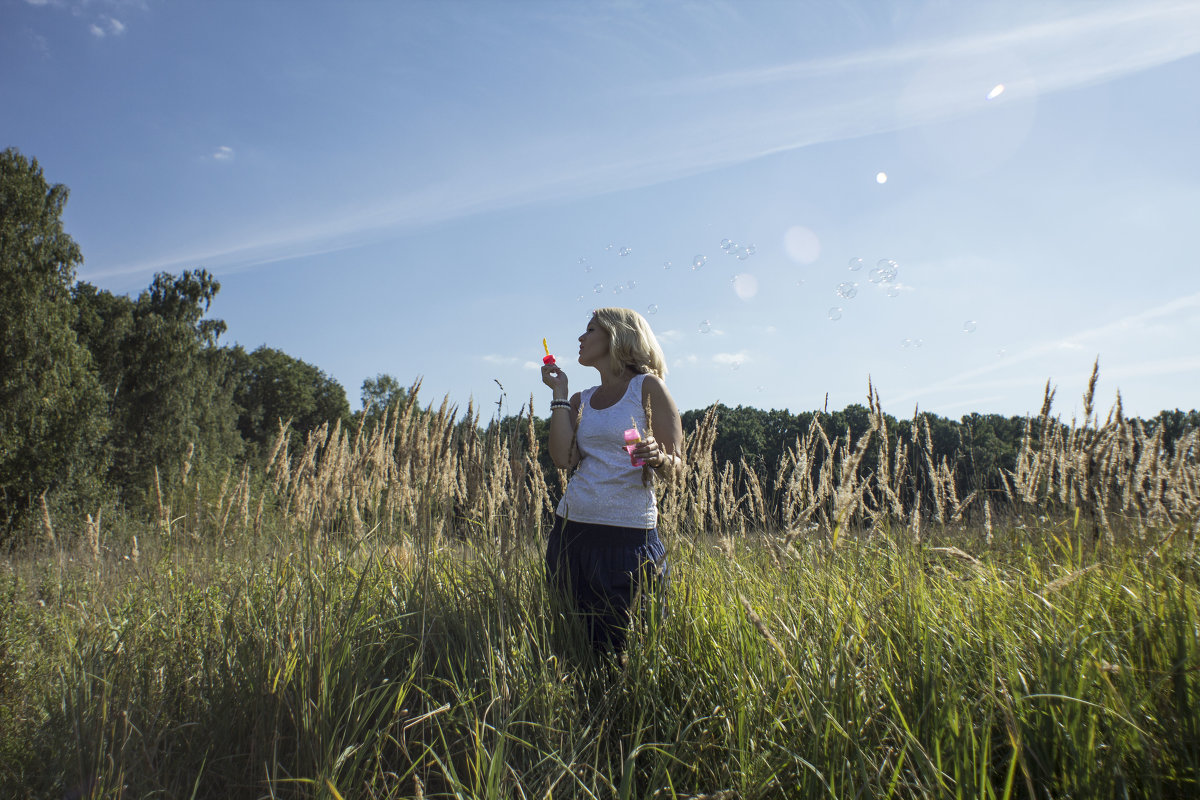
540 307 684 652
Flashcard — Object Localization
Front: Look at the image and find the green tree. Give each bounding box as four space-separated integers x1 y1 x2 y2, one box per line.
72 271 242 501
0 149 108 534
229 345 351 452
361 374 407 414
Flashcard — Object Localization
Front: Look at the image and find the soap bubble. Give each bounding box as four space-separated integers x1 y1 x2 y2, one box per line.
836 281 858 299
744 244 756 256
720 238 735 252
915 338 924 348
902 338 913 348
698 319 712 334
962 320 977 333
848 257 864 271
646 304 659 315
619 246 632 257
756 385 765 393
868 267 884 284
579 257 591 272
828 307 843 321
887 286 901 297
593 283 604 293
604 244 614 252
612 285 623 295
663 261 672 270
577 295 584 302
876 259 898 282
626 280 637 291
731 360 742 371
996 347 1007 358
692 255 707 271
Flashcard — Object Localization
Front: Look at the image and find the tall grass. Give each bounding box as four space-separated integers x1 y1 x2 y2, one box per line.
135 371 1200 552
3 373 1198 798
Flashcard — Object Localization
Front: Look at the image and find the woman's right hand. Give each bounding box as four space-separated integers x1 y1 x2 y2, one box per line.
541 363 568 395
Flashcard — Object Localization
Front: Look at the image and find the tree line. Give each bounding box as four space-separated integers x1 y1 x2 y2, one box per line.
3 147 1196 542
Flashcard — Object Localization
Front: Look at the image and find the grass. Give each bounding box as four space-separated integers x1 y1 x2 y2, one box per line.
3 521 1198 799
5 372 1198 797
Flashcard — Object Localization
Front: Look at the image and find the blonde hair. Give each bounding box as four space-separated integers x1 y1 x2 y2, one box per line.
591 307 668 378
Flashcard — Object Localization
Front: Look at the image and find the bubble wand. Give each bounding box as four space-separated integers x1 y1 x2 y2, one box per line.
542 338 555 365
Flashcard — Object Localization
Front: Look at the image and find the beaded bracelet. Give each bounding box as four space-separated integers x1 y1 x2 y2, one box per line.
549 399 571 411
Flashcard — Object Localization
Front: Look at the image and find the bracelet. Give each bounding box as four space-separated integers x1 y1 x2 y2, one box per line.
549 399 571 411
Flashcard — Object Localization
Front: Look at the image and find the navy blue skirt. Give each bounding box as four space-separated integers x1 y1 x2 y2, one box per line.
545 515 668 651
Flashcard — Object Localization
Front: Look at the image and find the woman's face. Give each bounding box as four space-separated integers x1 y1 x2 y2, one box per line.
577 316 610 368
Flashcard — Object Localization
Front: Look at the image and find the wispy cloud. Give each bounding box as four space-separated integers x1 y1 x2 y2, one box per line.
713 351 750 367
890 291 1200 408
88 17 125 37
24 27 51 56
81 1 1200 283
212 146 235 162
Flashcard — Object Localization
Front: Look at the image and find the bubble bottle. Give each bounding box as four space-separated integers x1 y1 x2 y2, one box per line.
624 423 645 467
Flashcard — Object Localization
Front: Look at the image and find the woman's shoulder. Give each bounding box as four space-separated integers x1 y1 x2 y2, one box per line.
638 372 667 393
638 373 677 405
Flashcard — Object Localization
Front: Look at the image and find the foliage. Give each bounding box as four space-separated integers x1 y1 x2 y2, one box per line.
228 345 352 455
2 526 1198 798
0 148 108 535
72 271 244 503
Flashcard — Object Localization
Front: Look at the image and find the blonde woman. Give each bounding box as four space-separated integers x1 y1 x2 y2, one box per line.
540 307 684 651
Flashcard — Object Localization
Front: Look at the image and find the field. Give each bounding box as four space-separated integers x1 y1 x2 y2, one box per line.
3 380 1198 799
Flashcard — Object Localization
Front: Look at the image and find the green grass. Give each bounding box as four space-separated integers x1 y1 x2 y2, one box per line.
2 523 1198 799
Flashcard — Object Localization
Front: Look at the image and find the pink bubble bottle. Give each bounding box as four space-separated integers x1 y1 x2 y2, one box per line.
624 426 645 467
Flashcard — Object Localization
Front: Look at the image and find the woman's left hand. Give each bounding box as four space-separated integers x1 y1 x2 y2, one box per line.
631 432 664 467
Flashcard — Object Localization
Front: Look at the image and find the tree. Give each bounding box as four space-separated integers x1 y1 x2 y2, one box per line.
0 149 108 533
229 345 352 452
72 271 243 500
361 374 407 413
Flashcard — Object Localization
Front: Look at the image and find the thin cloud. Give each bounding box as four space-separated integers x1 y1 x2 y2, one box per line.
81 1 1200 283
212 146 235 161
24 27 51 56
89 17 127 38
713 351 750 366
654 2 1200 96
890 291 1200 407
1108 357 1200 381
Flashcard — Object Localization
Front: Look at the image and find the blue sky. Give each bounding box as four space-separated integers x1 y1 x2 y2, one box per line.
4 0 1199 422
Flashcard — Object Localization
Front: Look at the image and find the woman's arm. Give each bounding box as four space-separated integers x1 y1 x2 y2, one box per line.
542 362 580 469
637 375 684 477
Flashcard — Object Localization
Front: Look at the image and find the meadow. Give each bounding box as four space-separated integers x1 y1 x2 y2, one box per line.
2 376 1198 799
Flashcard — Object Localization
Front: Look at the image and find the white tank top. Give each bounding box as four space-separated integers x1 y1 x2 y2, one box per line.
555 373 657 528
